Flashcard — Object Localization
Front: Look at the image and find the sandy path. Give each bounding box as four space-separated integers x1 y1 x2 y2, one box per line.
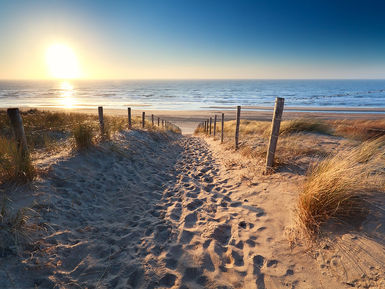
3 132 380 288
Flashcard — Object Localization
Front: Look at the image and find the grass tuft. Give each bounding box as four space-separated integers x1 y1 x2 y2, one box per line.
297 136 385 237
0 137 35 182
0 195 37 254
279 119 332 135
73 124 94 150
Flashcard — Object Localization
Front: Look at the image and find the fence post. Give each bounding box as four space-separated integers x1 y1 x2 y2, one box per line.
209 117 212 135
142 112 145 128
7 108 29 159
204 120 207 133
207 119 209 134
235 106 241 150
98 106 104 136
151 114 154 126
162 119 164 127
213 115 217 138
128 107 132 129
158 117 160 126
221 113 224 144
265 97 285 174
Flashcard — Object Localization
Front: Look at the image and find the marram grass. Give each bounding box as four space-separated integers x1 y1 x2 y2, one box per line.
297 136 385 236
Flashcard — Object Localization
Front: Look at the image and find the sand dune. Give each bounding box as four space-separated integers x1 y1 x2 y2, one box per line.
1 129 384 288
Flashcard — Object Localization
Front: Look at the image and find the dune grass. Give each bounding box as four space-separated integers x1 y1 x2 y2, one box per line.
297 136 385 237
0 137 35 182
0 195 38 254
73 123 95 150
0 109 181 183
330 119 385 141
196 119 331 168
279 119 332 135
196 118 385 170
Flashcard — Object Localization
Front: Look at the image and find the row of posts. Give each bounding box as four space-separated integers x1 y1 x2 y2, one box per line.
202 112 225 144
6 107 178 165
200 97 285 174
98 106 177 136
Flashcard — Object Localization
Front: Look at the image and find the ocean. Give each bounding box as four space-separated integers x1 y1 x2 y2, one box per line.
1 79 385 111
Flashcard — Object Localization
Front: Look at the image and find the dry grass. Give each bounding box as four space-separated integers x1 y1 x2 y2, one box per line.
0 109 181 183
196 119 331 169
73 123 94 150
280 119 332 135
196 118 385 171
297 136 385 237
0 137 35 182
0 195 38 254
330 119 385 141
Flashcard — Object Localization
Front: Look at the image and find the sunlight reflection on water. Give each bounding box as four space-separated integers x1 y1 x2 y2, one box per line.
59 81 75 108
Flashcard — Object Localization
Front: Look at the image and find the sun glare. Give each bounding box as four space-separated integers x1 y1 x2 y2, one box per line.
59 81 75 108
46 44 81 79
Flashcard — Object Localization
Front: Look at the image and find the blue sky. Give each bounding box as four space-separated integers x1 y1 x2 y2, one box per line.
1 0 385 79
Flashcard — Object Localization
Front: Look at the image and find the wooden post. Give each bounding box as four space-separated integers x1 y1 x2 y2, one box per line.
128 107 132 129
98 106 104 136
209 117 212 135
142 112 145 128
158 117 160 126
151 114 154 126
221 113 224 144
207 119 209 134
162 119 164 127
7 108 29 158
204 120 207 133
213 115 217 138
265 97 285 174
235 106 241 150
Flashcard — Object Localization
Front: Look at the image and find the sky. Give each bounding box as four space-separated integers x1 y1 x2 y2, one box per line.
1 0 385 79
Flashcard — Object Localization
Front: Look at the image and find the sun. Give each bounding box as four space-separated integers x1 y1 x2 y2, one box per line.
46 43 81 79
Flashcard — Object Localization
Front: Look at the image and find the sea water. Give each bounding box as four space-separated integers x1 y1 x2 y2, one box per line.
1 79 385 110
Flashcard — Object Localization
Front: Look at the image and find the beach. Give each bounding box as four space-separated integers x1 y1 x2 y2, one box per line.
1 107 384 288
2 0 385 287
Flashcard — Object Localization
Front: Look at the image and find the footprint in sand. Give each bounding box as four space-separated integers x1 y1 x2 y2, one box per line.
186 199 203 211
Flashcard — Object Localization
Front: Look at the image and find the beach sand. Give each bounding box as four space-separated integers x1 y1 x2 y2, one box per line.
1 109 384 288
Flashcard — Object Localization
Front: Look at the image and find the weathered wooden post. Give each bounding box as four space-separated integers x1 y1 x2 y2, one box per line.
7 108 29 158
221 113 224 144
209 117 212 135
235 106 241 150
128 107 132 129
158 117 160 126
142 112 145 128
204 120 207 133
162 119 164 127
151 114 154 126
207 119 209 134
265 97 285 174
213 115 217 137
98 106 104 136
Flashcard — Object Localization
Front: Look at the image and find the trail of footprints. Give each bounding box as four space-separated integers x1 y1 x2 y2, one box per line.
24 133 294 289
157 137 293 289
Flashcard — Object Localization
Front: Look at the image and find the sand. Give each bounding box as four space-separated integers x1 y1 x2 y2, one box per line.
1 110 384 288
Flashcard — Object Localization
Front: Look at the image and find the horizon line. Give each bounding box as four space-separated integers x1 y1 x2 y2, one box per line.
1 77 385 81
